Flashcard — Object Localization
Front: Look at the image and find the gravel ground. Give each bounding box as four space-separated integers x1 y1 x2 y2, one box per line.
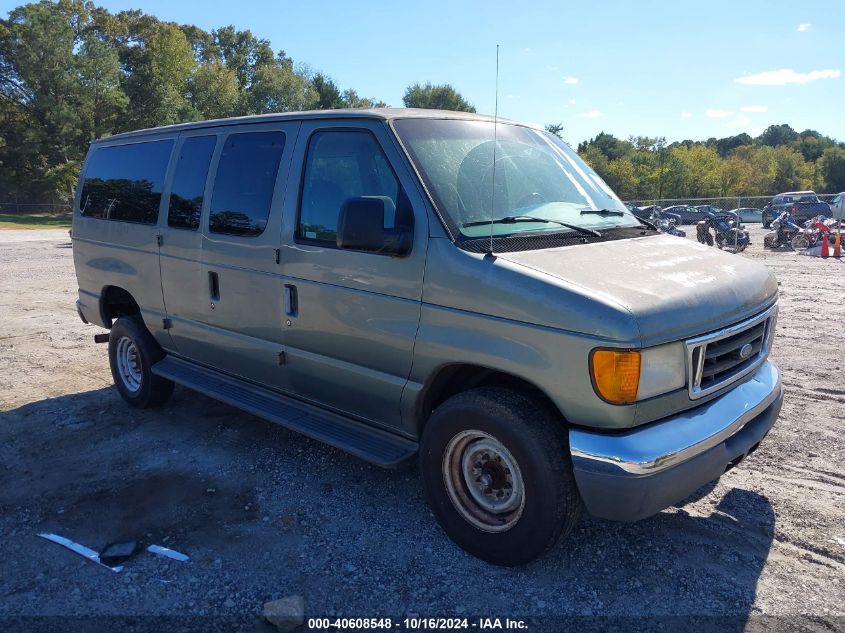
0 225 843 631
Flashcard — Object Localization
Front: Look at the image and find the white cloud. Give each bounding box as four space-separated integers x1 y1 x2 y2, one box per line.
680 111 693 119
562 76 579 84
577 110 603 118
740 105 768 112
705 109 733 118
726 114 752 128
567 98 576 105
548 65 560 71
735 68 840 85
797 23 811 32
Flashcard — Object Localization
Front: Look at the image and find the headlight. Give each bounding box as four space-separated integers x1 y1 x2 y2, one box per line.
590 342 686 404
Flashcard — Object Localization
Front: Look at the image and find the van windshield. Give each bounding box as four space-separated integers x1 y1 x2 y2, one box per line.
393 118 639 239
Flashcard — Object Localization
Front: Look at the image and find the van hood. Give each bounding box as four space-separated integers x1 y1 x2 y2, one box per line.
498 234 778 345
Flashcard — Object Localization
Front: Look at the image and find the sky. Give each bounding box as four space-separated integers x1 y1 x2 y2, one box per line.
4 0 842 146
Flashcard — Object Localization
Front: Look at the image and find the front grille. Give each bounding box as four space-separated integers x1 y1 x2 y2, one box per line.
686 305 777 399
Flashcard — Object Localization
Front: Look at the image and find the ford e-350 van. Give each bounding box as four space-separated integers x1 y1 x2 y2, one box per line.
72 109 782 565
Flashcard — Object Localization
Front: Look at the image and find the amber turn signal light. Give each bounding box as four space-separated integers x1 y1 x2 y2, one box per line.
590 349 641 404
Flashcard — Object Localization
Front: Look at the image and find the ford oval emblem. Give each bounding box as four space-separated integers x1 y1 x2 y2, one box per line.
739 343 753 360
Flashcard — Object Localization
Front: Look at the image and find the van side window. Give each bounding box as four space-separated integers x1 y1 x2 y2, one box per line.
168 136 216 230
80 140 174 224
209 131 285 237
298 130 403 243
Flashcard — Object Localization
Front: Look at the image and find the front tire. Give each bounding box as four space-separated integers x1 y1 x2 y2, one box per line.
108 316 174 408
420 387 581 566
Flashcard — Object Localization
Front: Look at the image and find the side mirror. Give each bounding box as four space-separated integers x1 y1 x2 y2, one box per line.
336 196 413 256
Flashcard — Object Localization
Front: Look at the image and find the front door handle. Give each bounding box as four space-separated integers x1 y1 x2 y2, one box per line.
284 284 298 317
209 271 220 302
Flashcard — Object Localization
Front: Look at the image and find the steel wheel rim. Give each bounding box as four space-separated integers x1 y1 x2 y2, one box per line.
442 430 525 533
115 336 142 393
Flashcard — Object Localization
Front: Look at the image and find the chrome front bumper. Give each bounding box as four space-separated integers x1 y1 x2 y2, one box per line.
569 361 783 521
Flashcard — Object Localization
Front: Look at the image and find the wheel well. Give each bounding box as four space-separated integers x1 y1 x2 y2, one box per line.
100 286 139 327
418 364 562 432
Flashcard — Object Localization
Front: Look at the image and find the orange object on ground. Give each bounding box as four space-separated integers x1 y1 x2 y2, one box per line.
835 228 842 259
821 229 830 258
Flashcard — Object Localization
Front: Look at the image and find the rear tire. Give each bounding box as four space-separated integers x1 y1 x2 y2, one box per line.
420 387 581 566
108 316 174 408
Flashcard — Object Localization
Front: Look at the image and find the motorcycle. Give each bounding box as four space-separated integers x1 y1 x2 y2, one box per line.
696 212 749 252
791 215 833 250
650 210 686 237
763 210 800 249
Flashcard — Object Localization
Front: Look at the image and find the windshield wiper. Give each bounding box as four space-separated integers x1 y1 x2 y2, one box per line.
581 207 659 231
462 216 602 238
579 208 624 217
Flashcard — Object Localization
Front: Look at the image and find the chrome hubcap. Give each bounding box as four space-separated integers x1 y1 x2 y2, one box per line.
115 336 142 393
443 430 525 533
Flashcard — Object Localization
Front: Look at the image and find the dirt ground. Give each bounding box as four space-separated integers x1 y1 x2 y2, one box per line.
0 225 843 630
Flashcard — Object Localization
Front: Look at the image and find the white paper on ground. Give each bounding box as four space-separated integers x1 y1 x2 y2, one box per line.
37 533 124 572
146 544 189 562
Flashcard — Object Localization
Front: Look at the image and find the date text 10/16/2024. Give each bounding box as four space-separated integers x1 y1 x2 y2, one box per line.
306 618 529 630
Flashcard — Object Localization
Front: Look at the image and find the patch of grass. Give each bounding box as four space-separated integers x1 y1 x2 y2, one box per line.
0 213 72 229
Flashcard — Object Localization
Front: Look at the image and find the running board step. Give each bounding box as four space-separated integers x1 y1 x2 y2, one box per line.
152 356 417 468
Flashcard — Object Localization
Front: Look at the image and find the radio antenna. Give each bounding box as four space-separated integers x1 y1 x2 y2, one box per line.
488 44 500 257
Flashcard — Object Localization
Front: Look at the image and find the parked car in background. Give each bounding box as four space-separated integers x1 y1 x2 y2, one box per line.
731 208 763 223
762 191 831 227
633 204 661 219
829 192 844 220
694 204 725 216
663 205 707 224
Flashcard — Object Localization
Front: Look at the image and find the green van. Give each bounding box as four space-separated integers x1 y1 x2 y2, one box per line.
73 109 782 565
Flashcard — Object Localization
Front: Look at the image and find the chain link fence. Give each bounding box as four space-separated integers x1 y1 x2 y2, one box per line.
0 201 72 215
623 194 838 212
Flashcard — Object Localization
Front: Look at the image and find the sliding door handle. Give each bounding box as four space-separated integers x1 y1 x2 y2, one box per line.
284 284 298 317
208 271 220 302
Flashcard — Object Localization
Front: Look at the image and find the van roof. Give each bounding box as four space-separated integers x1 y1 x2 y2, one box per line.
96 108 534 143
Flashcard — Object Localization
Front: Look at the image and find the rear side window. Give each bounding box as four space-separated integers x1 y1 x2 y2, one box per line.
80 140 174 224
168 136 216 230
298 130 403 243
209 131 285 237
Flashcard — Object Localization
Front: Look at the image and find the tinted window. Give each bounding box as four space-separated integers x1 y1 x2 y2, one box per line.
209 131 285 236
168 136 216 230
80 140 174 224
299 130 403 242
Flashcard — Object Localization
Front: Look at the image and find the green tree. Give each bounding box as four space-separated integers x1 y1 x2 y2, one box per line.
819 147 845 192
578 132 633 161
544 123 564 139
671 145 722 197
212 25 274 91
715 133 752 158
0 0 87 198
759 123 798 147
340 88 386 109
312 72 343 109
246 61 317 114
148 23 195 124
770 145 811 192
605 158 638 200
190 61 239 119
77 32 127 139
402 82 475 112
